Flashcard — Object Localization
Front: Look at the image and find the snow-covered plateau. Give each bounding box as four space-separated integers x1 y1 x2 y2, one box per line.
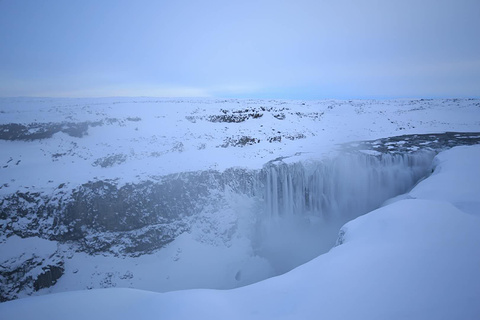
1 97 480 319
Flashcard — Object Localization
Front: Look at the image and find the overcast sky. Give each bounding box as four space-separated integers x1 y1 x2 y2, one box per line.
1 0 479 99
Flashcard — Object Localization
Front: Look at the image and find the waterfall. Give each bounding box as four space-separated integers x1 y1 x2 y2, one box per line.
262 151 434 219
254 151 435 274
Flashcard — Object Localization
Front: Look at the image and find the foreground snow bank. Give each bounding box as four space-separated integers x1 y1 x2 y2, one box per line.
1 145 479 320
410 145 480 216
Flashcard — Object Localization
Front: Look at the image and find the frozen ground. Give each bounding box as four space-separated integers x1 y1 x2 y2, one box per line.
1 144 479 320
1 97 479 195
1 98 480 317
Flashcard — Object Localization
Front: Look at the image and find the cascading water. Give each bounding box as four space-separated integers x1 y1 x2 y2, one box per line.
253 151 435 274
0 145 440 297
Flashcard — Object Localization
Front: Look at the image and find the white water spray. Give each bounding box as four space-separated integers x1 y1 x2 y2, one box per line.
253 151 434 274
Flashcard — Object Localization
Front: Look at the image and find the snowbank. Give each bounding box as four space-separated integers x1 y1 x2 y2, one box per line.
410 145 480 216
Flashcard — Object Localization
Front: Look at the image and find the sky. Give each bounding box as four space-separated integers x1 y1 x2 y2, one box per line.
0 0 479 99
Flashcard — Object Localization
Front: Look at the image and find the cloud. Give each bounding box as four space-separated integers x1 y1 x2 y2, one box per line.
0 0 479 98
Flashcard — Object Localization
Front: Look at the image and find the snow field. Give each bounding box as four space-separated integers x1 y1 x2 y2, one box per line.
1 98 480 195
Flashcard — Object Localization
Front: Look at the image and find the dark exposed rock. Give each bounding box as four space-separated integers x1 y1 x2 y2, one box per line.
0 117 142 141
185 105 322 124
0 168 258 256
268 136 282 143
267 133 306 143
207 112 262 123
0 122 98 141
187 107 266 123
33 264 64 291
0 239 64 302
341 132 480 154
92 154 128 168
126 117 142 122
220 136 260 148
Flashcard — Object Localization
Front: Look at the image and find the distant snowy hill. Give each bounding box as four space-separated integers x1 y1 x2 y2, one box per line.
1 98 480 314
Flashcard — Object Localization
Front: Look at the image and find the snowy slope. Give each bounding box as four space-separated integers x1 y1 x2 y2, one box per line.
1 97 480 307
1 145 479 320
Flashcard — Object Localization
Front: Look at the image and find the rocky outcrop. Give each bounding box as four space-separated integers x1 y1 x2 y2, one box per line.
0 122 97 141
0 117 144 142
0 236 64 302
340 131 480 154
33 264 65 291
1 132 479 301
0 168 257 256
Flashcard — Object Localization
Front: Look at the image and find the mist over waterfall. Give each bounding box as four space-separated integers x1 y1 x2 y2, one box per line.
0 148 438 298
253 151 434 274
1 96 479 304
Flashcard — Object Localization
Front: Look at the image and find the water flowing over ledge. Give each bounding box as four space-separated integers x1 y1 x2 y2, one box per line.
253 151 434 273
1 149 436 300
2 132 480 301
262 152 433 219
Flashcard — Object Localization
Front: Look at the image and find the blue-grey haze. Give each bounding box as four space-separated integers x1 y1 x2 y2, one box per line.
1 0 479 99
